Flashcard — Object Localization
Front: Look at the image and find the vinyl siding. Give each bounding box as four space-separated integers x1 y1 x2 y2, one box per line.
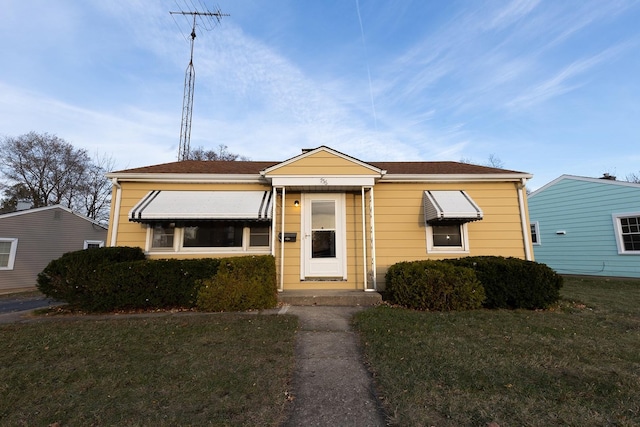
373 181 528 288
0 207 107 291
268 151 379 176
529 177 640 278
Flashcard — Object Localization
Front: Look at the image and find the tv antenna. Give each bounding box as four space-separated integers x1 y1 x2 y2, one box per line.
170 4 228 161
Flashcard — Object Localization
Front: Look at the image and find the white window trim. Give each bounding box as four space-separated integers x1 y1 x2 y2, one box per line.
145 224 271 255
84 240 105 249
0 238 19 270
612 212 640 255
530 221 541 246
426 223 470 254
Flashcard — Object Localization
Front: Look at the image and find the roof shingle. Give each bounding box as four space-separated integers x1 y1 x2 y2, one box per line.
112 160 526 175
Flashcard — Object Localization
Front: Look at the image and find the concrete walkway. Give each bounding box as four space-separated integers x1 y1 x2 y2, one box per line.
0 300 389 425
280 305 387 427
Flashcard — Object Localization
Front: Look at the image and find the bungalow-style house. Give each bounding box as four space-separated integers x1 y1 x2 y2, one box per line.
0 205 108 293
106 146 534 291
528 174 640 278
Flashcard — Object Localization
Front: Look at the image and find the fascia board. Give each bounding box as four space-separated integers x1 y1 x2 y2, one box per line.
380 173 533 182
105 173 266 184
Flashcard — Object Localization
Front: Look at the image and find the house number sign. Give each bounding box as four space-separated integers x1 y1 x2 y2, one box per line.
319 178 328 185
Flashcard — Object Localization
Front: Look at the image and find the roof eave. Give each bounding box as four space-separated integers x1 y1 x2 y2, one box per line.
381 173 533 182
106 172 267 184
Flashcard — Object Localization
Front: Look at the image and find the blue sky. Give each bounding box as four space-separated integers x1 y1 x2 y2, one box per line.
1 0 639 189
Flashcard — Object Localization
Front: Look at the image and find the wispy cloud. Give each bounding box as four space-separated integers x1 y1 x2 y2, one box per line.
483 0 541 31
507 42 631 110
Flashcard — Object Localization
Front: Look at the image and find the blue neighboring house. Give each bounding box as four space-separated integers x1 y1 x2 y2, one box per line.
528 174 640 278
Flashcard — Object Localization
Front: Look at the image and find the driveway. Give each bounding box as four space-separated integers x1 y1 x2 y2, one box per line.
0 295 60 314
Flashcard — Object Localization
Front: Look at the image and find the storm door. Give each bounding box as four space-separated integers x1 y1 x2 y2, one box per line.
302 194 346 279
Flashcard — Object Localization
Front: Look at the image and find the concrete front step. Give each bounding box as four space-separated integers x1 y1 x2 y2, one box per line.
278 290 382 307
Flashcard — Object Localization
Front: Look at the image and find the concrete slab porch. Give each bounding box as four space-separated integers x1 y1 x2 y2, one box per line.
278 290 382 306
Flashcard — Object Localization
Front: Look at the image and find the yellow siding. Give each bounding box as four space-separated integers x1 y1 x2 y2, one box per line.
107 177 530 291
372 181 528 288
268 151 378 176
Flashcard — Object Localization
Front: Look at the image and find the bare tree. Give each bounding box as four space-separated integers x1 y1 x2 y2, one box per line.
0 132 89 208
626 172 640 183
485 153 504 169
0 132 112 222
459 154 505 169
188 144 249 161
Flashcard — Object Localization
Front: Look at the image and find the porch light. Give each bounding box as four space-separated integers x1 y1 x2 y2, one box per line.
294 200 300 207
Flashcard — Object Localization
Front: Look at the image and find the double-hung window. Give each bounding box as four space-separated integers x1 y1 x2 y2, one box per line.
613 213 640 254
530 222 540 245
0 238 18 270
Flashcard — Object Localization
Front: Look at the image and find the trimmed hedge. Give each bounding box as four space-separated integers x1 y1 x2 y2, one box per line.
38 248 276 312
385 260 485 311
197 255 277 312
444 256 563 309
37 246 146 306
88 258 221 312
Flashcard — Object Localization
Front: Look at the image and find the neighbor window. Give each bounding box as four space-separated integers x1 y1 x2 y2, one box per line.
0 238 18 270
530 222 540 245
613 213 640 254
84 240 104 249
426 223 469 253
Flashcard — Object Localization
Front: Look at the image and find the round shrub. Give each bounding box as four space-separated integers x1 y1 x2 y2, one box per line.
444 256 563 309
197 255 277 312
385 260 485 311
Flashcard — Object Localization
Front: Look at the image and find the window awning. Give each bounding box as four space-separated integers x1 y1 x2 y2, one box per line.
423 190 483 224
129 190 272 223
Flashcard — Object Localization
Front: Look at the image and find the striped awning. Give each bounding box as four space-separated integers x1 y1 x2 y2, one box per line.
129 190 272 223
423 190 483 223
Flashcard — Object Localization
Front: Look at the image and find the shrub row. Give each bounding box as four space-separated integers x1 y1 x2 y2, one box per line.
445 256 563 309
385 256 562 311
37 247 277 313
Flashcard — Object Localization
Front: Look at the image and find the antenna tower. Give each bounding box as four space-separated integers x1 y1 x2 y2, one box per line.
170 5 228 161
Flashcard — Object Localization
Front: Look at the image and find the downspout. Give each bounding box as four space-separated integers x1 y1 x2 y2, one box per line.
279 187 286 292
270 188 277 258
109 178 122 247
361 186 367 291
517 178 532 261
368 186 378 291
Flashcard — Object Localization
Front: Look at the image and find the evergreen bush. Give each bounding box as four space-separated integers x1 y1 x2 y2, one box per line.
197 255 277 312
37 246 146 305
385 260 485 311
444 256 563 309
90 258 221 312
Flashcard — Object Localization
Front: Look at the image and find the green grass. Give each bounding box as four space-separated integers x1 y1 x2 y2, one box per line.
354 276 640 426
0 313 298 426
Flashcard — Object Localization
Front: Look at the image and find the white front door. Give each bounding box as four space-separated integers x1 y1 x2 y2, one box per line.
302 193 346 279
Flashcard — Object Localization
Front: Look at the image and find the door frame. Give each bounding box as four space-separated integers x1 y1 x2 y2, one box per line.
300 193 347 280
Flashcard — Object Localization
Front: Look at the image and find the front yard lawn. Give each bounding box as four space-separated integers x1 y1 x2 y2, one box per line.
0 313 298 426
353 276 640 426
